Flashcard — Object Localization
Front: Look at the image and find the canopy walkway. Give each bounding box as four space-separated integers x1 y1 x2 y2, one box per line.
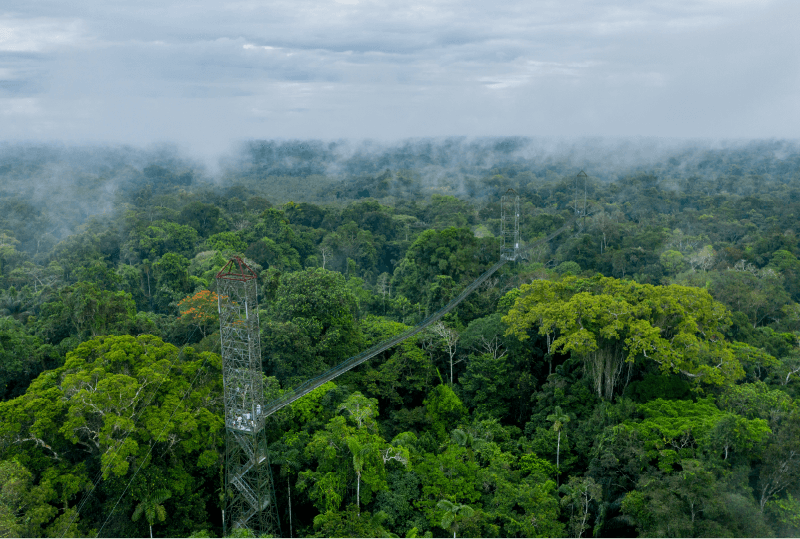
260 215 576 417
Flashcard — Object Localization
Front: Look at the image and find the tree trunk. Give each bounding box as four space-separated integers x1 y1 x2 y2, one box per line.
146 271 152 311
450 355 454 386
149 524 153 538
556 430 561 470
356 471 361 515
288 477 293 538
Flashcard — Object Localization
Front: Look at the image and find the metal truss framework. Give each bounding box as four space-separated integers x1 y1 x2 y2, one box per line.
501 188 520 261
216 257 280 537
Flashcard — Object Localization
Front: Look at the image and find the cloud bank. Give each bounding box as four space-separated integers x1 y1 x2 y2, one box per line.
1 0 798 152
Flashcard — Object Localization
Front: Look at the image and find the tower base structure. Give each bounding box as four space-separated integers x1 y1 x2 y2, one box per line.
217 257 280 537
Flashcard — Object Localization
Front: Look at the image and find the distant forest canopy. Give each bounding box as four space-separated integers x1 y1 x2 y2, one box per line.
1 137 799 244
1 137 800 538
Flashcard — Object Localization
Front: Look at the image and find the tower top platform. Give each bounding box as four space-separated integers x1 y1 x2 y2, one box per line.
216 256 258 281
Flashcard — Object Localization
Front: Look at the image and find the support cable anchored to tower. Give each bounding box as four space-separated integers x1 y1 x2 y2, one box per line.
62 325 205 539
95 335 216 538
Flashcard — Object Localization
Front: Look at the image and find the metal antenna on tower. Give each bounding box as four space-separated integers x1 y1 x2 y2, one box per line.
501 188 520 261
216 257 280 537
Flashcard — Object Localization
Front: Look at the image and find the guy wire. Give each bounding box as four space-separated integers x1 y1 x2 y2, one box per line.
95 333 220 538
59 325 202 537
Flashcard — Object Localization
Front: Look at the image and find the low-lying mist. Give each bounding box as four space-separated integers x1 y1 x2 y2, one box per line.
1 137 798 252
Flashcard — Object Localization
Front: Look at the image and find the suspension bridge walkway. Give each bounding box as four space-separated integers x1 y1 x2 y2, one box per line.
260 215 577 417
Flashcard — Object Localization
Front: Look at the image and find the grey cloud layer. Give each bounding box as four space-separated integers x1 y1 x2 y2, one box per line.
1 0 798 150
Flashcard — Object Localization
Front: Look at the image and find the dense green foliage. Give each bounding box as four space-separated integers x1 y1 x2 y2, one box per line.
2 139 800 537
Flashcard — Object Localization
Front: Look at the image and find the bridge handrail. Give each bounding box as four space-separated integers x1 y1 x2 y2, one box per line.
261 216 577 417
262 258 507 416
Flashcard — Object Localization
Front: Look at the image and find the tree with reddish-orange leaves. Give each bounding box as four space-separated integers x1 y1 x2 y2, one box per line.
178 290 221 337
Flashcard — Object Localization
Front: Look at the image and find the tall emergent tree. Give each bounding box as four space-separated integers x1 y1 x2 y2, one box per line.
263 267 362 385
503 275 747 399
0 335 223 537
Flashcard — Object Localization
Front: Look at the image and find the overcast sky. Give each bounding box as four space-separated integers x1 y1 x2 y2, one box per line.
1 0 798 156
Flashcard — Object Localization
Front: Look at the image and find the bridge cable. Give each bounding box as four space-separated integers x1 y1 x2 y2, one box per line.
59 325 202 537
95 334 219 538
261 212 582 416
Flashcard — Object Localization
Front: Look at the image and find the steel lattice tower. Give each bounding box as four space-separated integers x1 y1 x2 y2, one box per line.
501 188 520 261
216 257 280 537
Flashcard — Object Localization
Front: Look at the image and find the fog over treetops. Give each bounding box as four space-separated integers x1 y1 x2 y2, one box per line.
2 137 799 240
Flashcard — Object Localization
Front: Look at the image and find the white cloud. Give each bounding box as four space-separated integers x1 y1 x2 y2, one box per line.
0 97 40 115
243 44 280 51
0 0 796 143
0 17 86 52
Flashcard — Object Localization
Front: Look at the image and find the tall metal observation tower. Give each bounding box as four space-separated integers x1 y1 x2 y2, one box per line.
216 257 280 537
501 188 520 261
